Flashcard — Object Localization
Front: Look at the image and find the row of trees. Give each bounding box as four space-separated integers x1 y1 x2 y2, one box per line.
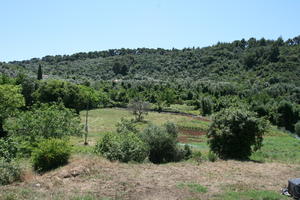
1 72 299 135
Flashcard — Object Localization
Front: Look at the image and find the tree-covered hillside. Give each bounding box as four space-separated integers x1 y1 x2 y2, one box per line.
1 36 300 85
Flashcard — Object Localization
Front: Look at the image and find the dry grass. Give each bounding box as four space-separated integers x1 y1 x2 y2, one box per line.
1 155 298 200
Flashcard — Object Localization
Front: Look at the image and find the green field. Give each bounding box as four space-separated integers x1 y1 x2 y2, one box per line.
79 108 209 138
76 108 300 164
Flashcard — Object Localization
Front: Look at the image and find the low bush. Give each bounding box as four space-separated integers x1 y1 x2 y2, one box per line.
207 151 217 162
95 132 148 163
192 151 202 163
0 159 21 185
31 138 71 172
140 124 190 164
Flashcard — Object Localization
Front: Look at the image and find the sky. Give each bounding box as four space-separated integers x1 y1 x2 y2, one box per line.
1 0 300 62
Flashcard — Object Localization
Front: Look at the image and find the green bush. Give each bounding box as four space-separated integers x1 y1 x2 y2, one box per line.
4 103 82 156
295 121 300 137
192 151 202 163
207 108 268 160
116 118 138 134
31 138 71 172
4 103 83 140
140 124 190 164
95 132 148 163
0 137 18 162
207 151 217 162
0 159 21 185
164 122 178 138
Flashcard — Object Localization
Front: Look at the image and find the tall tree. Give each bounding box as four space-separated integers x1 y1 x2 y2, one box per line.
37 64 43 80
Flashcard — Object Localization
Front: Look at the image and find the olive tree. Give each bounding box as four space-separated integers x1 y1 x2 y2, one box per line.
128 98 150 122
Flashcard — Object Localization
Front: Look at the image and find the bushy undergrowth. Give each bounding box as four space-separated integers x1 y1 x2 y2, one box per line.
31 138 71 172
0 137 18 162
0 159 21 185
95 132 148 163
4 103 82 156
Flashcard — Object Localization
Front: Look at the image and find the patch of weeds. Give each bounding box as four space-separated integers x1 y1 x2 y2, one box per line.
2 193 18 200
222 183 255 192
208 151 217 162
215 190 289 200
191 151 202 164
177 182 208 193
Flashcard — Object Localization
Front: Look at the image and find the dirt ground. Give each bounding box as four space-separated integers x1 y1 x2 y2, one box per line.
2 155 299 200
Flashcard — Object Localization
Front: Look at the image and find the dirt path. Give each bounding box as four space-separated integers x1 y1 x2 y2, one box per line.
2 156 298 200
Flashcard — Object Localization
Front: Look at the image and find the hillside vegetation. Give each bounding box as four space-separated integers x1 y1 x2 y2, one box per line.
1 36 300 200
1 36 300 85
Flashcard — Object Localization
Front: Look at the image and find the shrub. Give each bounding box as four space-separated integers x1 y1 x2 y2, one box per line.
140 124 189 164
0 159 21 185
207 108 268 160
192 151 202 163
140 125 177 163
295 121 300 137
116 118 138 134
164 122 178 138
95 132 148 163
5 103 82 140
0 137 18 162
183 144 192 159
31 138 71 172
4 103 82 156
207 151 217 162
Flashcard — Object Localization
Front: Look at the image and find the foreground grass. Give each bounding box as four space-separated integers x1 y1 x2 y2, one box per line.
214 190 289 200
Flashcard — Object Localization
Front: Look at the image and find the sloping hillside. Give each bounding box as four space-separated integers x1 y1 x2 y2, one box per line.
1 36 300 86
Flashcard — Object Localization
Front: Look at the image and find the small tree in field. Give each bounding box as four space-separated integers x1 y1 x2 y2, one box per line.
207 108 268 160
128 98 150 122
